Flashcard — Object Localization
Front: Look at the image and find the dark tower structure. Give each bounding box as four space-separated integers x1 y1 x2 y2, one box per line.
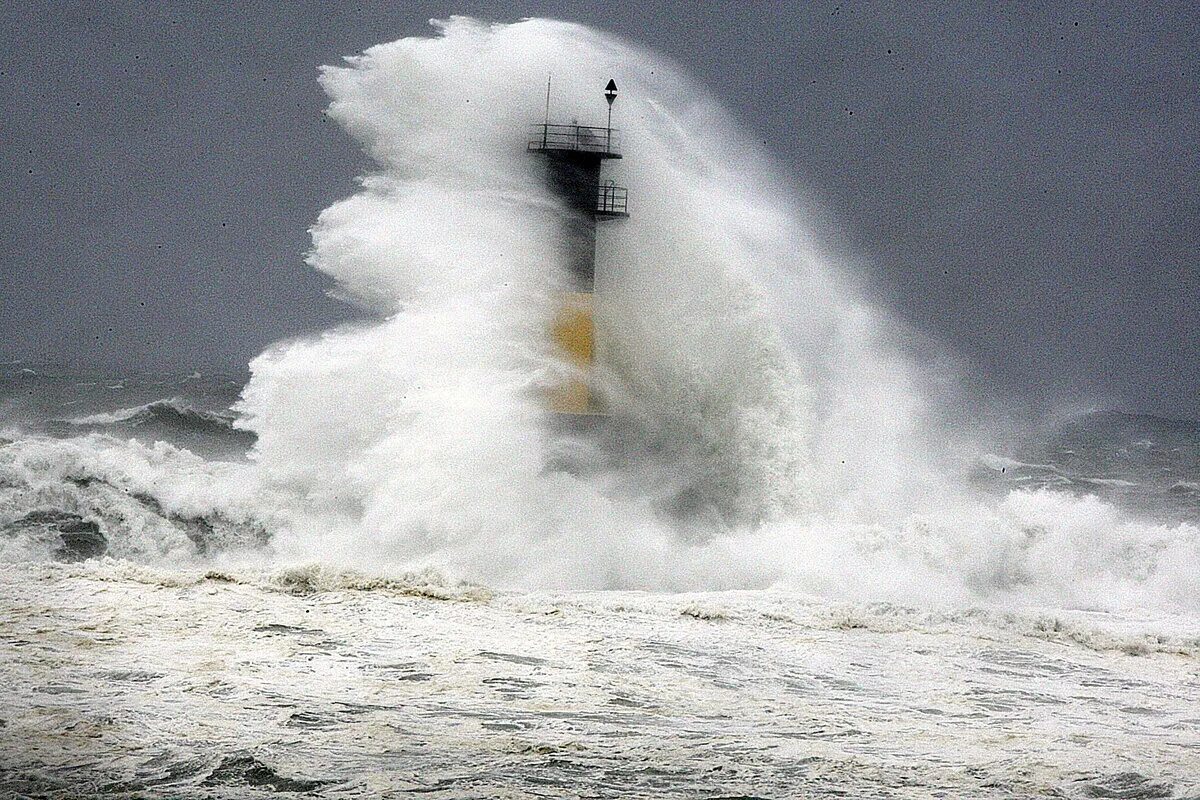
529 79 628 414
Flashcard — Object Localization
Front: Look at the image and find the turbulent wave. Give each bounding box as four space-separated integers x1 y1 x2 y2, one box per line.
65 398 236 431
54 398 255 453
231 16 935 583
1 17 1198 614
0 436 271 563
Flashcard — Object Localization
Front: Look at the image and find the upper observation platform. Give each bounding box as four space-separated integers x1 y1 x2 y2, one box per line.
528 123 622 159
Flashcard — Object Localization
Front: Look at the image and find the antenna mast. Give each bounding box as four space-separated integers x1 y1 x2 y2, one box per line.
543 74 552 148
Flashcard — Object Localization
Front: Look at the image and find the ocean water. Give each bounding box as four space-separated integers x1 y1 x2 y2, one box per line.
3 16 1199 799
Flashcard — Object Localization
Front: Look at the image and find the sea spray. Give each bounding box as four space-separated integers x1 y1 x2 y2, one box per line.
1 18 1197 610
235 16 824 581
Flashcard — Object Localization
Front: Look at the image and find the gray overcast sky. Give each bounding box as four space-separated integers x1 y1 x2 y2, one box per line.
1 2 1196 417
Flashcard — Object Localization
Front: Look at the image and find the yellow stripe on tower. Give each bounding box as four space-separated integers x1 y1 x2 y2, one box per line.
548 291 598 414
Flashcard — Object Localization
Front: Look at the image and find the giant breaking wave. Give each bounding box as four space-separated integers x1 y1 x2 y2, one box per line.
1 17 1197 611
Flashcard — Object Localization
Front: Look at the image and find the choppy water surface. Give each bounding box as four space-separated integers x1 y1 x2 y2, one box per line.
2 373 1199 796
2 563 1198 799
3 15 1200 798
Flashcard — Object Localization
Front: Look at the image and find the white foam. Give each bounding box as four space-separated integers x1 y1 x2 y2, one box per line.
4 18 1197 616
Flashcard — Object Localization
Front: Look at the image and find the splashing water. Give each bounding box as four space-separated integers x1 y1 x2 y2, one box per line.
1 17 1198 612
231 17 938 581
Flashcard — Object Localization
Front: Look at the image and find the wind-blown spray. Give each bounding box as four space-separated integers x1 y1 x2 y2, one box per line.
2 17 1195 609
225 17 1200 604
236 16 836 585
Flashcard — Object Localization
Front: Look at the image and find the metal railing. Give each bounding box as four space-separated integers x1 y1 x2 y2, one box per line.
529 123 620 155
597 184 628 216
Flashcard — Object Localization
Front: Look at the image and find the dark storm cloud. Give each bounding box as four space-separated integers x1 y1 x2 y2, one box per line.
1 2 1196 416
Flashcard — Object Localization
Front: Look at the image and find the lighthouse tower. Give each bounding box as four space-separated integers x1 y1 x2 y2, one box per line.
529 79 627 415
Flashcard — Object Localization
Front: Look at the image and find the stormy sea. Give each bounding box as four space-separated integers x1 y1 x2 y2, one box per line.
3 18 1198 799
